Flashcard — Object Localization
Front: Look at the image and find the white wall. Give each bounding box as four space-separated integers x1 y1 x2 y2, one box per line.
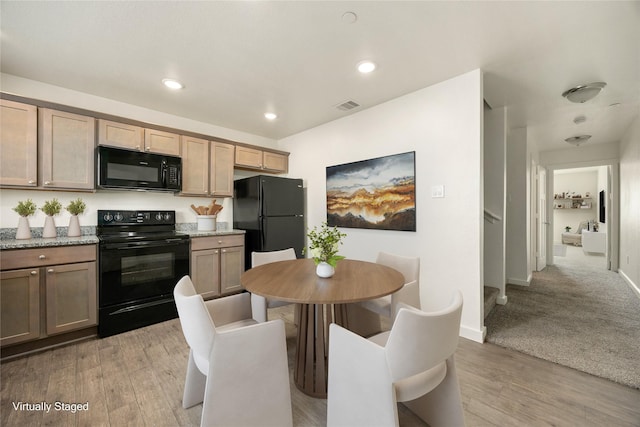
483 106 506 304
553 170 598 242
0 188 232 229
279 70 485 342
506 128 530 285
619 115 640 295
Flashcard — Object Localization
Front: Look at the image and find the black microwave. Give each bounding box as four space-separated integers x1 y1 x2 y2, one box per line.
98 146 181 192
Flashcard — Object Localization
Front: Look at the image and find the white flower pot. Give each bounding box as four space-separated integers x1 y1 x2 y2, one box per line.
316 262 335 278
43 216 57 238
68 215 81 237
16 216 31 240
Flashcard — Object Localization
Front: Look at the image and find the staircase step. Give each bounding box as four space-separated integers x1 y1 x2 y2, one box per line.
484 286 499 319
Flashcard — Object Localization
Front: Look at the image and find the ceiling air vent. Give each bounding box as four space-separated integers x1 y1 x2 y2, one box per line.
335 100 360 111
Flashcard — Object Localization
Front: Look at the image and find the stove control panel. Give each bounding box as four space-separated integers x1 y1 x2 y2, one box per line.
98 210 176 226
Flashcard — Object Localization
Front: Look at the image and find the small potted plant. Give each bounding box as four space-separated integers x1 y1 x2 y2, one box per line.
41 198 62 238
565 226 572 233
305 222 347 278
66 198 87 237
13 199 37 240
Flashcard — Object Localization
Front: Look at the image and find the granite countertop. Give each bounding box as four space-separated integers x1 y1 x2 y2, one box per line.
1 235 99 250
0 229 246 250
182 229 246 238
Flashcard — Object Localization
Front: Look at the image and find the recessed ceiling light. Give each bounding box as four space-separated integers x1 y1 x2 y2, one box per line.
357 61 376 74
565 135 592 146
162 78 184 90
264 112 277 121
561 82 606 103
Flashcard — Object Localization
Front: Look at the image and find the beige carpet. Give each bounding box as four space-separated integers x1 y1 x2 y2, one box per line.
485 245 640 389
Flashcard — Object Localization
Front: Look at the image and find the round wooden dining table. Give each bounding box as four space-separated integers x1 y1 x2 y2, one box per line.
241 258 404 398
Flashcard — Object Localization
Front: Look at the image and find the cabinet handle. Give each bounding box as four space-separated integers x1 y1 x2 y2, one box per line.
222 249 227 253
39 255 46 260
44 181 52 185
47 269 54 273
214 250 219 254
28 180 35 184
218 240 223 244
145 147 150 151
30 271 37 276
136 145 141 150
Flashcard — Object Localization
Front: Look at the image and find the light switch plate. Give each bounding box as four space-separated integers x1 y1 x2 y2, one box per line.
431 185 445 198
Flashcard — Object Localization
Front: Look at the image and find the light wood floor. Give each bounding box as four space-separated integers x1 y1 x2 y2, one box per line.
2 307 639 427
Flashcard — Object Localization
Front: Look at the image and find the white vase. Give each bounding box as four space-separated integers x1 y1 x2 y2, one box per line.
316 262 335 278
68 215 81 237
16 216 31 240
43 216 57 238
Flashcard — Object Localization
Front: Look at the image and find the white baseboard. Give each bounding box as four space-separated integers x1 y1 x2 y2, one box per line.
618 268 640 299
460 324 485 343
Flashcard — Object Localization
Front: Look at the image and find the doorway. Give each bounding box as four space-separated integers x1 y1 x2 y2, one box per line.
549 165 614 271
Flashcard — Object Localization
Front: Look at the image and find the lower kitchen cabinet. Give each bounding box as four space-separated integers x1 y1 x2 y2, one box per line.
191 234 244 299
0 245 98 347
45 261 97 335
0 269 40 346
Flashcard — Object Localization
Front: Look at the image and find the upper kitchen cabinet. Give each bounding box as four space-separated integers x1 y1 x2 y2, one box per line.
0 99 38 187
98 119 180 156
235 146 288 174
263 151 288 173
38 108 95 190
181 135 210 196
98 119 144 151
211 142 234 197
181 138 235 197
144 128 180 156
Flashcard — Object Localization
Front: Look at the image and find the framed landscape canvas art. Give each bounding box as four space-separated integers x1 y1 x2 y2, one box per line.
326 151 416 231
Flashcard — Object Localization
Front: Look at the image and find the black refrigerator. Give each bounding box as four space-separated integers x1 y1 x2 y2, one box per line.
233 175 305 269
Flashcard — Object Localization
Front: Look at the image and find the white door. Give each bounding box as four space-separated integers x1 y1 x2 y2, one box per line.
537 166 547 271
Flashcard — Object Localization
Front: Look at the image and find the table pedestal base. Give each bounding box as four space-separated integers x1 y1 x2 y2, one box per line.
294 303 347 398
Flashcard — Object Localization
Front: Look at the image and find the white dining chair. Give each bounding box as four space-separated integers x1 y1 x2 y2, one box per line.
173 276 292 427
358 251 421 319
328 290 464 427
250 248 297 323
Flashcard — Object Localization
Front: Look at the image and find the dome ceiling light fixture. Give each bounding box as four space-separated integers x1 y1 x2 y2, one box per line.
573 115 587 124
565 135 592 146
561 82 606 103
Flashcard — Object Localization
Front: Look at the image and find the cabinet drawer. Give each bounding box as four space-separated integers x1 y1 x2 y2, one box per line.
0 245 97 270
191 234 244 251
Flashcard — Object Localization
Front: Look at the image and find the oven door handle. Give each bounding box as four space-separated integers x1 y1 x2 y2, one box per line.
103 239 188 250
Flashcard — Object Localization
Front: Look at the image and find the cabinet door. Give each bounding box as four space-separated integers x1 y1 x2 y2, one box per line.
98 119 144 151
181 136 210 195
1 268 40 346
39 108 95 190
144 128 180 156
45 262 97 335
191 249 220 299
235 146 263 169
220 246 244 294
0 100 38 187
211 142 234 197
263 151 288 173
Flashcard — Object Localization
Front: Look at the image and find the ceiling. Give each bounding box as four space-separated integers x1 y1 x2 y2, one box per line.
1 1 639 151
